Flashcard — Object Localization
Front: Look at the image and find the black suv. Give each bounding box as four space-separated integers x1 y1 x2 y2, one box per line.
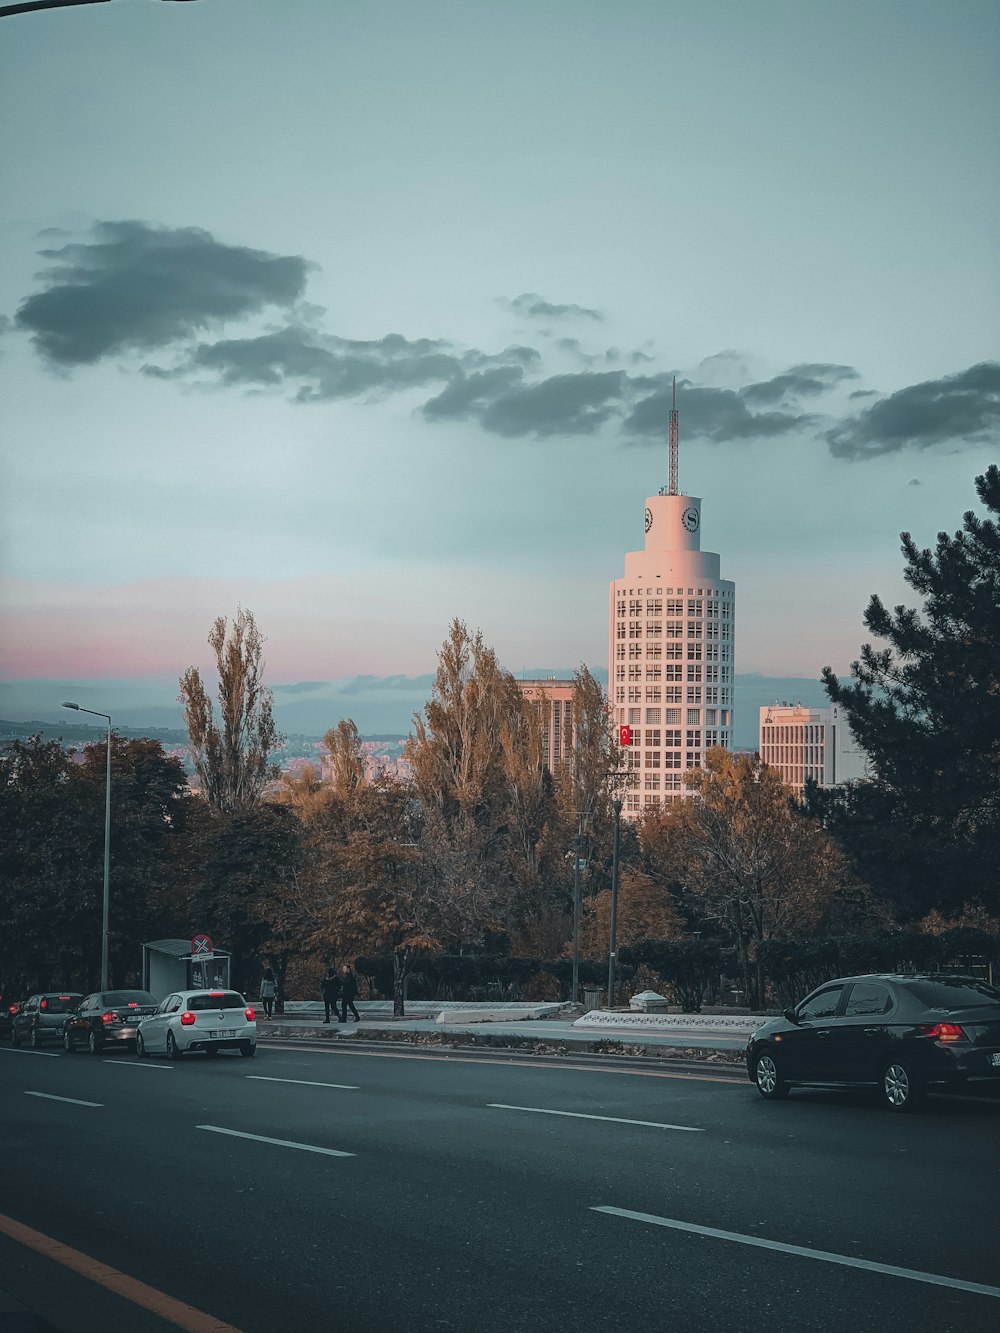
11 993 83 1048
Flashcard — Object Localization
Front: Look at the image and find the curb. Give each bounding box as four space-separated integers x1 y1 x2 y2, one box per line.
258 1024 747 1067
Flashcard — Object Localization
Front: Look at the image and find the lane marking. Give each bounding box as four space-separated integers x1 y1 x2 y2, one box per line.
258 1041 745 1083
0 1209 245 1332
246 1075 358 1090
488 1103 703 1131
0 1046 60 1058
593 1207 1000 1300
102 1060 173 1070
24 1091 102 1108
196 1125 355 1158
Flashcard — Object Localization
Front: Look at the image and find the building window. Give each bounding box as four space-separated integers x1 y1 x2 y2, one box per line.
644 773 660 790
644 730 661 747
665 664 682 681
629 645 641 660
666 644 683 660
645 666 662 681
705 729 719 747
687 708 701 724
628 707 641 725
666 600 683 615
665 708 681 724
686 688 702 704
685 754 700 768
688 600 703 616
645 708 661 725
646 600 662 616
664 729 681 747
629 622 643 638
687 644 703 661
616 644 626 660
628 687 641 702
644 751 661 769
686 729 702 749
705 709 718 725
629 600 642 615
628 666 641 681
686 665 702 682
687 621 703 637
664 750 681 769
666 621 683 638
645 687 661 702
647 622 662 638
665 774 682 791
664 687 681 703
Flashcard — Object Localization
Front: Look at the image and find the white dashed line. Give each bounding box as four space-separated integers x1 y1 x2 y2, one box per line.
102 1060 173 1069
24 1091 102 1108
487 1104 703 1131
246 1076 358 1089
593 1207 1000 1299
0 1047 59 1058
196 1125 355 1157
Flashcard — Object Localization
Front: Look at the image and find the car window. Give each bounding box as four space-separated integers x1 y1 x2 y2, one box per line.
900 978 1000 1009
187 992 246 1012
40 995 80 1013
100 991 155 1007
844 981 893 1017
797 985 844 1021
166 996 183 1014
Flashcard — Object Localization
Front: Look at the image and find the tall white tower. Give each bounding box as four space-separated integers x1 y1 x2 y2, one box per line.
609 381 736 818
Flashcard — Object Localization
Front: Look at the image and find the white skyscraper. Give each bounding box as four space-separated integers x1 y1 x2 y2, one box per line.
609 383 736 818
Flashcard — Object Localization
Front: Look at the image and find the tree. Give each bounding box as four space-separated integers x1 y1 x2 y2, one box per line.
821 465 1000 918
179 607 283 815
322 720 367 806
576 870 682 957
653 749 848 1008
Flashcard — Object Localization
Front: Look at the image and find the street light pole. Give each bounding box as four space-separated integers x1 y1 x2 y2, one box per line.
62 702 112 989
571 817 582 1004
606 797 622 1009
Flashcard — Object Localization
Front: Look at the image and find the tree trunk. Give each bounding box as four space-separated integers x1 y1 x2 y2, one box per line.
393 948 409 1018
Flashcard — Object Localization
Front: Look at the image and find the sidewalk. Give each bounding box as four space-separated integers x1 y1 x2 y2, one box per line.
258 1002 759 1064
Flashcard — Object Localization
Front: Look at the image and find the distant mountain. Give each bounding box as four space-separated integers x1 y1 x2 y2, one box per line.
0 670 832 752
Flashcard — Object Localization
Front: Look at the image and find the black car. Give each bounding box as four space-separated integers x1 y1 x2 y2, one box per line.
62 990 159 1054
746 973 1000 1112
11 993 84 1048
0 997 21 1041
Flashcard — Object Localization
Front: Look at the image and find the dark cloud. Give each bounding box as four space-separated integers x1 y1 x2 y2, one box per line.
625 379 809 442
506 292 604 322
15 221 310 366
826 362 1000 458
785 363 860 384
908 478 922 486
422 365 525 420
479 371 626 436
849 388 878 400
741 364 860 406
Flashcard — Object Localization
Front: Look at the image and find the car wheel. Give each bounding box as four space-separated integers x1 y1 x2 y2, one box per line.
135 1032 147 1059
10 1027 20 1048
29 1027 40 1049
754 1049 790 1100
87 1030 102 1056
166 1031 183 1061
881 1060 924 1113
239 1042 256 1058
63 1031 75 1053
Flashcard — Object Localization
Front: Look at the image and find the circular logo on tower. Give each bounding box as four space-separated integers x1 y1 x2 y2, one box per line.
644 506 653 533
681 506 700 532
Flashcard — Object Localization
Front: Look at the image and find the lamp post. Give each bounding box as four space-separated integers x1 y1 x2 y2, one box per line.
606 797 623 1009
62 701 112 989
571 816 584 1005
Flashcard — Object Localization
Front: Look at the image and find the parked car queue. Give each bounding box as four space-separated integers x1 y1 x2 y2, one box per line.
7 988 257 1060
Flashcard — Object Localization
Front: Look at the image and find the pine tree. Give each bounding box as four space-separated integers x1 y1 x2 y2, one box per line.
821 466 1000 917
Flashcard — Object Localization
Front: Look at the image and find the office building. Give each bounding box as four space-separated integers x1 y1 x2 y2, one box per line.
758 702 867 796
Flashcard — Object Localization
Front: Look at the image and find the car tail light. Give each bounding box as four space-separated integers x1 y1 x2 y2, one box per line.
127 1001 138 1008
6 1004 16 1015
180 1011 196 1026
59 995 71 1001
920 1022 966 1042
101 1011 119 1026
40 999 47 1010
209 991 225 997
244 1007 255 1022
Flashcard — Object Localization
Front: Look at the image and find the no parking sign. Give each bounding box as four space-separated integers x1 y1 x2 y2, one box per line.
191 933 214 961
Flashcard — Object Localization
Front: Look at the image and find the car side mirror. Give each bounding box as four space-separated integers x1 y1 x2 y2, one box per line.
782 1007 799 1024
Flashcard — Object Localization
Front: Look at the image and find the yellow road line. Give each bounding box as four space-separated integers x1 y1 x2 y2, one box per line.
0 1211 244 1333
258 1041 746 1084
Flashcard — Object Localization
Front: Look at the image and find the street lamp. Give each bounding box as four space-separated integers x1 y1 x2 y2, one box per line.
62 701 112 989
606 797 623 1009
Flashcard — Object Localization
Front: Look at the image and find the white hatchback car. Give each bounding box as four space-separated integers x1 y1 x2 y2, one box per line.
136 990 257 1060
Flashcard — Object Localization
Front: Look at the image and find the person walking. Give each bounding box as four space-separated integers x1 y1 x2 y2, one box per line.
340 964 360 1023
321 967 341 1024
259 968 277 1019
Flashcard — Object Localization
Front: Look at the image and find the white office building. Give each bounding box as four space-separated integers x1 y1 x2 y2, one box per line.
758 702 867 796
609 387 736 819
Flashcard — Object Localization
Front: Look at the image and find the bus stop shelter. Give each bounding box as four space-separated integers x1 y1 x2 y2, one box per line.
141 938 232 1000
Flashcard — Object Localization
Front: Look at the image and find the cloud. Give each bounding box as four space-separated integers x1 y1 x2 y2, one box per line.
624 378 809 442
504 292 604 322
421 365 525 420
740 363 860 406
848 389 878 400
908 478 922 486
14 221 310 367
826 362 1000 458
479 370 627 436
273 681 333 694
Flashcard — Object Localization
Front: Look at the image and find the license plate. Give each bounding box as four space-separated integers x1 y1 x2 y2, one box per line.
991 1052 1000 1067
210 1029 237 1038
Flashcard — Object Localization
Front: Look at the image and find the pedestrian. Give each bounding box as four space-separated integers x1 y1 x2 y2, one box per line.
259 967 277 1019
340 964 360 1022
321 967 341 1024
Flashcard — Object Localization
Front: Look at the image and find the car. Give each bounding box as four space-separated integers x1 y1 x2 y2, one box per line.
0 997 21 1041
62 990 159 1055
746 972 1000 1112
136 989 257 1060
10 993 84 1048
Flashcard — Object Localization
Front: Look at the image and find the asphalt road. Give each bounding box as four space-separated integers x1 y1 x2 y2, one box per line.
1 1039 998 1333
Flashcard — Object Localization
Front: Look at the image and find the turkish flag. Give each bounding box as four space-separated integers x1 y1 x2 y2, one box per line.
619 724 632 746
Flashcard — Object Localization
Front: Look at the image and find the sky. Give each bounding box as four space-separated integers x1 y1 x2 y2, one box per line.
1 0 998 737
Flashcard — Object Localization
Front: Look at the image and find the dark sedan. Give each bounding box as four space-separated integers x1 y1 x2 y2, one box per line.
747 973 1000 1112
0 997 20 1041
62 990 159 1054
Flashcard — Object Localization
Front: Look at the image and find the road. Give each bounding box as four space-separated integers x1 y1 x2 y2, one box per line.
1 1039 998 1332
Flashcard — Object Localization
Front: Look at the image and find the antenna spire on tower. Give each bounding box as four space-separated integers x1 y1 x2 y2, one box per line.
668 375 678 496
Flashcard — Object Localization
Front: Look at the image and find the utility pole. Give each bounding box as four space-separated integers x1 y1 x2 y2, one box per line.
606 797 623 1008
570 813 586 1004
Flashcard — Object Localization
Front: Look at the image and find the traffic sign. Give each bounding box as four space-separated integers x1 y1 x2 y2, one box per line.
191 934 214 958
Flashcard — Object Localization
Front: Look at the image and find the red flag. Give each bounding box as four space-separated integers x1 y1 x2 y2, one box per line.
619 724 632 746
